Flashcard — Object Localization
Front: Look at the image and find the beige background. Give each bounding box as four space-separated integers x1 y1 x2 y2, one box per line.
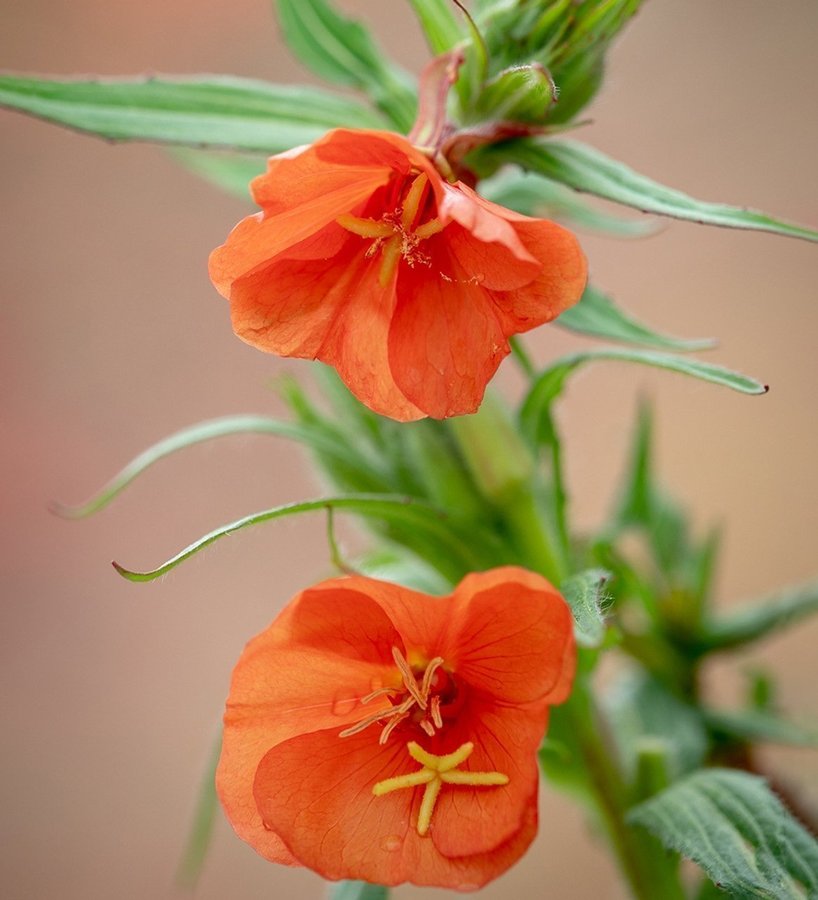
2 1 817 898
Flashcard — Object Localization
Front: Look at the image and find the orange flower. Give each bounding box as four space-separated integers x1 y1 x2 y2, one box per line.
217 566 576 889
209 129 587 421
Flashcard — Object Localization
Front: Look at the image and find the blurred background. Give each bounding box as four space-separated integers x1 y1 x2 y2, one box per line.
2 1 817 898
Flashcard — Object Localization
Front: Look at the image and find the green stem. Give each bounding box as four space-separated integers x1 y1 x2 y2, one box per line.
564 681 685 900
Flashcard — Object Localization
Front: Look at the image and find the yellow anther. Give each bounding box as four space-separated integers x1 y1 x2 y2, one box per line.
373 741 509 836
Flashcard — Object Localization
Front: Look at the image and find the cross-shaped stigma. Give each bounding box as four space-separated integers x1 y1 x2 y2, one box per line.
372 741 509 836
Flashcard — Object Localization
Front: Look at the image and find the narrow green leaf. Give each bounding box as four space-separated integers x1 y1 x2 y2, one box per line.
561 568 610 647
176 735 221 889
557 285 714 351
111 495 487 582
520 347 767 445
703 708 818 749
0 74 386 152
172 150 266 200
479 168 659 237
407 0 464 55
273 0 416 131
628 769 818 899
697 580 818 653
486 139 818 242
51 415 390 519
328 881 388 900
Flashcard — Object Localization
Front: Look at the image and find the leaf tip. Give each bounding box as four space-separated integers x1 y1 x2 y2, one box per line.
48 498 81 519
111 559 141 582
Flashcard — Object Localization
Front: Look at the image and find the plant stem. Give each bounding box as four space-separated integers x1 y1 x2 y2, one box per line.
563 682 685 900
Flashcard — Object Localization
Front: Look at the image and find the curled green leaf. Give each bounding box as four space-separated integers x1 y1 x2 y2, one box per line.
111 495 488 582
520 347 767 446
52 415 390 519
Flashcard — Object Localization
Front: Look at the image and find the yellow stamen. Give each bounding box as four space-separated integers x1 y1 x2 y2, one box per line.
338 648 451 743
372 741 510 836
400 172 429 230
413 217 445 240
378 234 402 287
336 173 448 285
391 647 425 708
336 214 395 239
419 657 445 699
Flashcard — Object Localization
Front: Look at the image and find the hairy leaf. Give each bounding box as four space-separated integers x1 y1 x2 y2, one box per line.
485 139 818 242
703 708 818 749
0 74 386 152
479 168 659 237
557 285 714 351
520 347 767 446
628 769 818 899
111 495 492 583
561 568 610 647
697 580 818 653
274 0 416 130
51 415 390 518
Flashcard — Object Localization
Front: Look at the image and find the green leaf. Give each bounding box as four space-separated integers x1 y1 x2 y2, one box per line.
328 881 388 900
557 285 714 351
696 581 818 653
520 347 767 446
0 74 388 153
111 494 490 583
176 735 221 889
479 168 659 237
172 150 266 200
51 415 390 519
606 672 708 778
407 0 464 55
561 568 610 647
273 0 416 131
703 708 818 749
485 139 818 242
628 769 818 899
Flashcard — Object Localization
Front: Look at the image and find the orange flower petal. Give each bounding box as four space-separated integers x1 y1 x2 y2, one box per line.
443 566 577 705
253 726 537 888
438 181 539 265
217 583 405 862
311 128 434 176
426 699 545 858
389 261 509 418
492 218 588 332
209 165 393 296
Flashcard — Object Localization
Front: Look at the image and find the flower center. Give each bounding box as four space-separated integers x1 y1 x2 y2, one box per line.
336 172 447 287
338 646 457 744
372 741 509 836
